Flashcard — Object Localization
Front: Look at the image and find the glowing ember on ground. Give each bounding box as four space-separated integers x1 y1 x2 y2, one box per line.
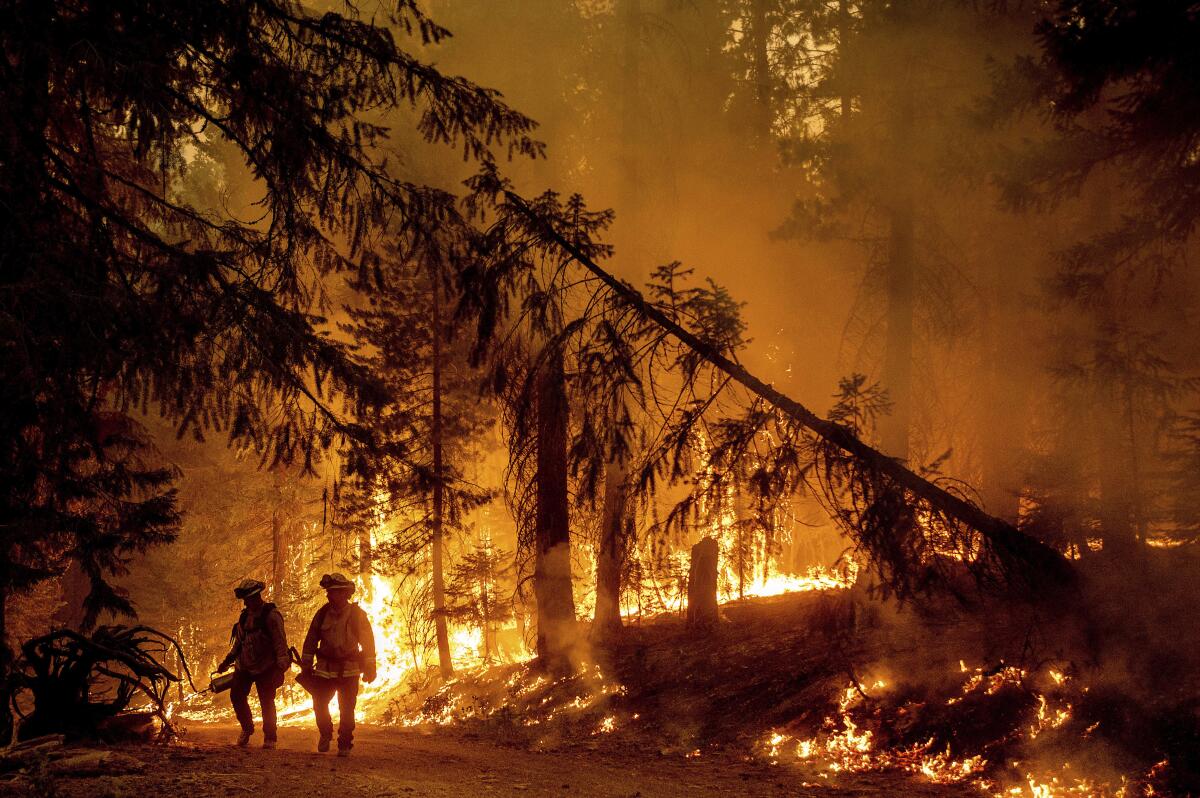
755 664 1149 798
593 715 617 735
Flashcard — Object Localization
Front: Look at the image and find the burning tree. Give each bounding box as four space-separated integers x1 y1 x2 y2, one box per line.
337 230 495 680
445 537 514 663
465 182 1071 623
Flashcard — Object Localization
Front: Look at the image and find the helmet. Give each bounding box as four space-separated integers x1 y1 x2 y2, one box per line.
234 578 266 599
319 572 355 592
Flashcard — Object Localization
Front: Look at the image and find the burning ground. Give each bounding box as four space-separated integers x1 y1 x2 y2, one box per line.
6 551 1199 798
391 553 1200 798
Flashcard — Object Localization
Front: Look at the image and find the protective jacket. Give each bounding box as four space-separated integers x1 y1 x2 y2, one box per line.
301 602 376 679
222 602 290 677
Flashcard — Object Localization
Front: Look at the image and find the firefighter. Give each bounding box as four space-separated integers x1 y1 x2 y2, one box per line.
216 578 291 749
300 572 376 756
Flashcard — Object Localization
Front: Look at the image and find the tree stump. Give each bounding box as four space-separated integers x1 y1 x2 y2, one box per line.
686 537 720 630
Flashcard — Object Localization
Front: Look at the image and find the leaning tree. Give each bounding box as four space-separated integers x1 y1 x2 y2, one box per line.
460 173 1072 662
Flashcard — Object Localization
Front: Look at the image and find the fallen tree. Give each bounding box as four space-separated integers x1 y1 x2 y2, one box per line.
501 190 1072 596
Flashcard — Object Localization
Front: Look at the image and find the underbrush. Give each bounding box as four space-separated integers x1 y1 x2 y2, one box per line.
398 553 1200 796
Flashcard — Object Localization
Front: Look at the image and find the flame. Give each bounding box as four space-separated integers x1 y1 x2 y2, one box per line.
755 664 1147 796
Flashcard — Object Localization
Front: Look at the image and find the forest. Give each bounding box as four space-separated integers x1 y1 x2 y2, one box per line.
1 1 1199 796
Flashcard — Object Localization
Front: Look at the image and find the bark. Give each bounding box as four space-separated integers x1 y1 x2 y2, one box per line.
591 459 629 641
839 0 852 119
1096 400 1135 553
505 191 1073 591
977 227 1030 524
271 506 287 606
0 578 11 746
481 580 495 661
1086 173 1140 558
618 0 643 259
686 537 720 630
534 350 577 670
52 561 89 631
734 487 749 600
431 269 453 679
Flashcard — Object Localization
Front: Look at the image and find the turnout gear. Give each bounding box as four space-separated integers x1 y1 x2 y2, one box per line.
302 602 375 679
219 585 290 747
301 582 376 753
220 602 290 676
313 675 360 754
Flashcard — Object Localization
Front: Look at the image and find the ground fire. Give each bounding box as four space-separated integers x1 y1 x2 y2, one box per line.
2 1 1199 797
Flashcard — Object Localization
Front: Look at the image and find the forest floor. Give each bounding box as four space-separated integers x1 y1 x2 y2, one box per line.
2 722 979 798
5 552 1199 796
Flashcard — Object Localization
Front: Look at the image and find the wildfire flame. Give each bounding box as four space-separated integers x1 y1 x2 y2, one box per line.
753 664 1160 797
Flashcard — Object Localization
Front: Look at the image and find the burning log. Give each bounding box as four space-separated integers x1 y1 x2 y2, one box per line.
687 537 720 630
503 190 1073 596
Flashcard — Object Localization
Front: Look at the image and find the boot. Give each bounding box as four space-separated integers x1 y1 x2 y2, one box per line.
336 747 351 758
236 729 252 747
262 739 277 750
317 735 331 753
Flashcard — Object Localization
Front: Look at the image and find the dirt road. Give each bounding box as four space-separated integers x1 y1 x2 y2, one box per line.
10 723 980 798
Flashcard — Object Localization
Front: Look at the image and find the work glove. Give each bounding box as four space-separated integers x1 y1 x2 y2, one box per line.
217 656 234 673
362 667 377 684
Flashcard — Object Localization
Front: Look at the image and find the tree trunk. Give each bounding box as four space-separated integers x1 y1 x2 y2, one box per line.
52 561 89 631
977 225 1028 524
271 505 287 606
618 0 643 260
1085 173 1140 559
534 349 577 671
734 486 749 599
1095 394 1135 555
481 580 494 661
839 0 852 119
686 537 719 630
592 459 628 641
0 578 11 746
431 269 453 679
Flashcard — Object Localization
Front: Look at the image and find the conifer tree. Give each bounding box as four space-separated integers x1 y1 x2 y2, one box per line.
0 0 540 739
338 235 494 680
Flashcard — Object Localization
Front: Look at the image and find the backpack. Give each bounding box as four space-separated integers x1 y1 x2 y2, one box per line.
233 602 280 666
233 601 279 635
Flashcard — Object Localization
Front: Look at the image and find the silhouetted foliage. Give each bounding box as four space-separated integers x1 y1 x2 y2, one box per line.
0 0 540 738
13 625 191 741
0 0 537 633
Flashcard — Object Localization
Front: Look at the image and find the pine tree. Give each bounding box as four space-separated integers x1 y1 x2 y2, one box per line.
339 235 494 680
997 0 1200 268
445 537 513 663
0 0 540 740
